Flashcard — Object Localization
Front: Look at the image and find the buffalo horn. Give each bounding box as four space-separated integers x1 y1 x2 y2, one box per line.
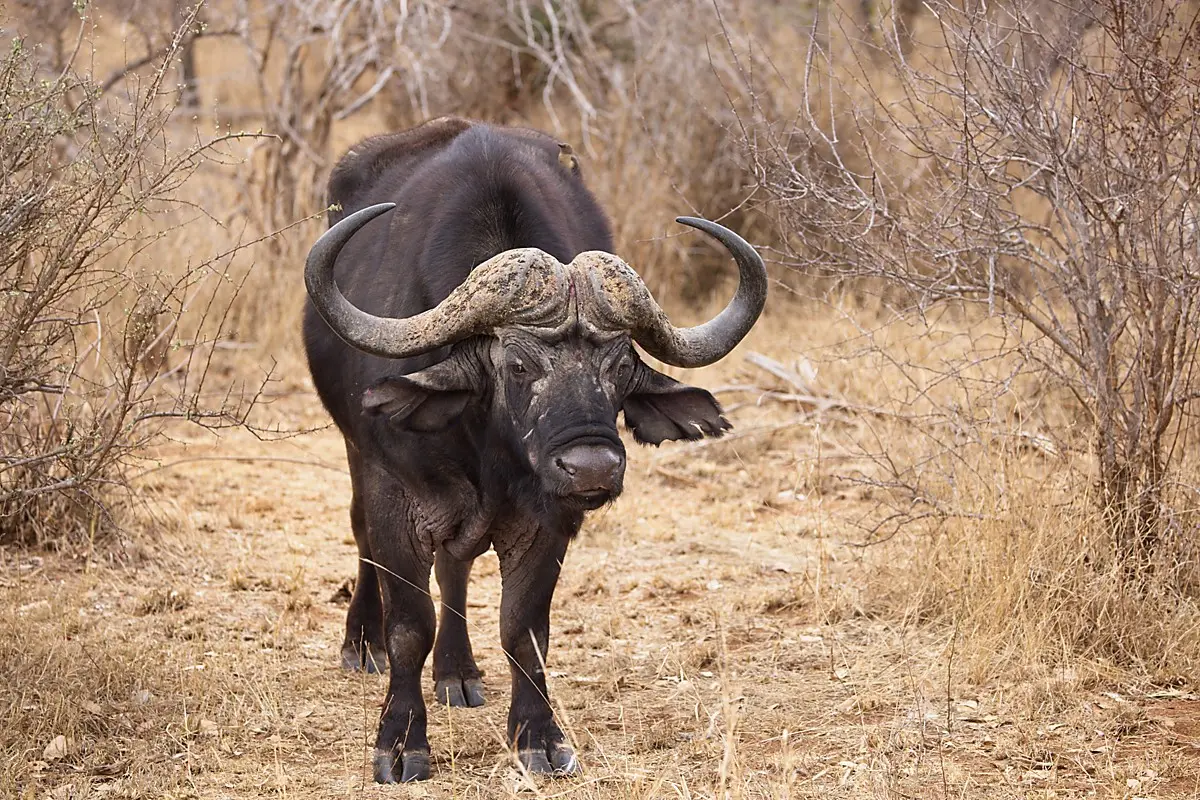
575 217 767 368
304 203 569 359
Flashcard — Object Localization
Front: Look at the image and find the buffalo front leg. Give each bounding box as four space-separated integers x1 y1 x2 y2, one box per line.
497 532 579 775
372 552 436 783
362 474 437 783
341 443 386 673
432 549 485 707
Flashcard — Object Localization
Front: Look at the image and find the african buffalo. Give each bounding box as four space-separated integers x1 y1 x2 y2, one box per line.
302 117 766 782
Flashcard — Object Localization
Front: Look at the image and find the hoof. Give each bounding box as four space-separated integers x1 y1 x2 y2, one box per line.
518 743 580 776
341 643 387 674
435 676 486 707
374 748 431 783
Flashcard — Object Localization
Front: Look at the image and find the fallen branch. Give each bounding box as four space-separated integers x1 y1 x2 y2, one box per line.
743 350 817 393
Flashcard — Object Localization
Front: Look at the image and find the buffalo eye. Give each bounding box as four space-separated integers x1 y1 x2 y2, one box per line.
504 345 536 380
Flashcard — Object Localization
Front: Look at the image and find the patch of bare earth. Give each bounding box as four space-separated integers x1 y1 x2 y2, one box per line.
4 351 1200 799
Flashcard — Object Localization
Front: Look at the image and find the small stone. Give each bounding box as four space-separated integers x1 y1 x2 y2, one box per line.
43 735 70 761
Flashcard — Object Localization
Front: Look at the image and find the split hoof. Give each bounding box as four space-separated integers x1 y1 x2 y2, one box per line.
373 748 431 783
341 643 387 674
518 743 580 776
435 676 486 707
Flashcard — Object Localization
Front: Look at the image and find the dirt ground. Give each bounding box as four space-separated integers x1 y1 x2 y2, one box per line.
4 331 1200 800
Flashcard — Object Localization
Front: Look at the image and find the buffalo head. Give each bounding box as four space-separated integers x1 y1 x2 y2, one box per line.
305 204 767 507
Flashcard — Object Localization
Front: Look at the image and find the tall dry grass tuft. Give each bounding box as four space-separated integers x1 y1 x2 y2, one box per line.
900 479 1200 682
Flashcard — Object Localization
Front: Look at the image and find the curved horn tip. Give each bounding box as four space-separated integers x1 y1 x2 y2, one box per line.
306 203 397 278
674 216 755 245
676 215 736 233
673 217 764 266
306 202 398 279
625 214 767 368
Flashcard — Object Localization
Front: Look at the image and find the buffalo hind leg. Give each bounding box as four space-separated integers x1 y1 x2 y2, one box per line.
432 549 485 707
342 555 388 672
341 444 386 673
497 533 579 775
372 550 436 782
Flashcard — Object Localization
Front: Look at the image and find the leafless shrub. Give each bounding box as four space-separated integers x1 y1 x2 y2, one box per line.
0 7 269 546
227 0 642 238
743 0 1200 570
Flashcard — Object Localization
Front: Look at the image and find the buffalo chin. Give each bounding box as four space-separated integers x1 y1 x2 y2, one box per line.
568 489 616 511
544 482 619 511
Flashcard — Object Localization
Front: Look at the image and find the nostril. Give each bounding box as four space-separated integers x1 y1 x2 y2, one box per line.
555 457 577 475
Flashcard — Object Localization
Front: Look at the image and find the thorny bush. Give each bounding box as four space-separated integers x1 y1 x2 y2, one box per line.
0 14 265 546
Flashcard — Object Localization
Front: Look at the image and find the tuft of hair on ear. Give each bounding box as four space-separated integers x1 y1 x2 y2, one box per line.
362 382 417 418
623 387 731 446
629 414 731 447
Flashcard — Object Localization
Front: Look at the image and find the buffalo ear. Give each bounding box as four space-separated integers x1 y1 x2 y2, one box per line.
362 350 480 432
621 364 731 446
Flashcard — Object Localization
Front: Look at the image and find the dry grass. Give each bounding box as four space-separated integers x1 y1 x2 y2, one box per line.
4 321 1200 799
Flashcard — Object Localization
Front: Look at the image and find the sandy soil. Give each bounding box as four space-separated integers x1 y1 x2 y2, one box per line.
4 342 1200 800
